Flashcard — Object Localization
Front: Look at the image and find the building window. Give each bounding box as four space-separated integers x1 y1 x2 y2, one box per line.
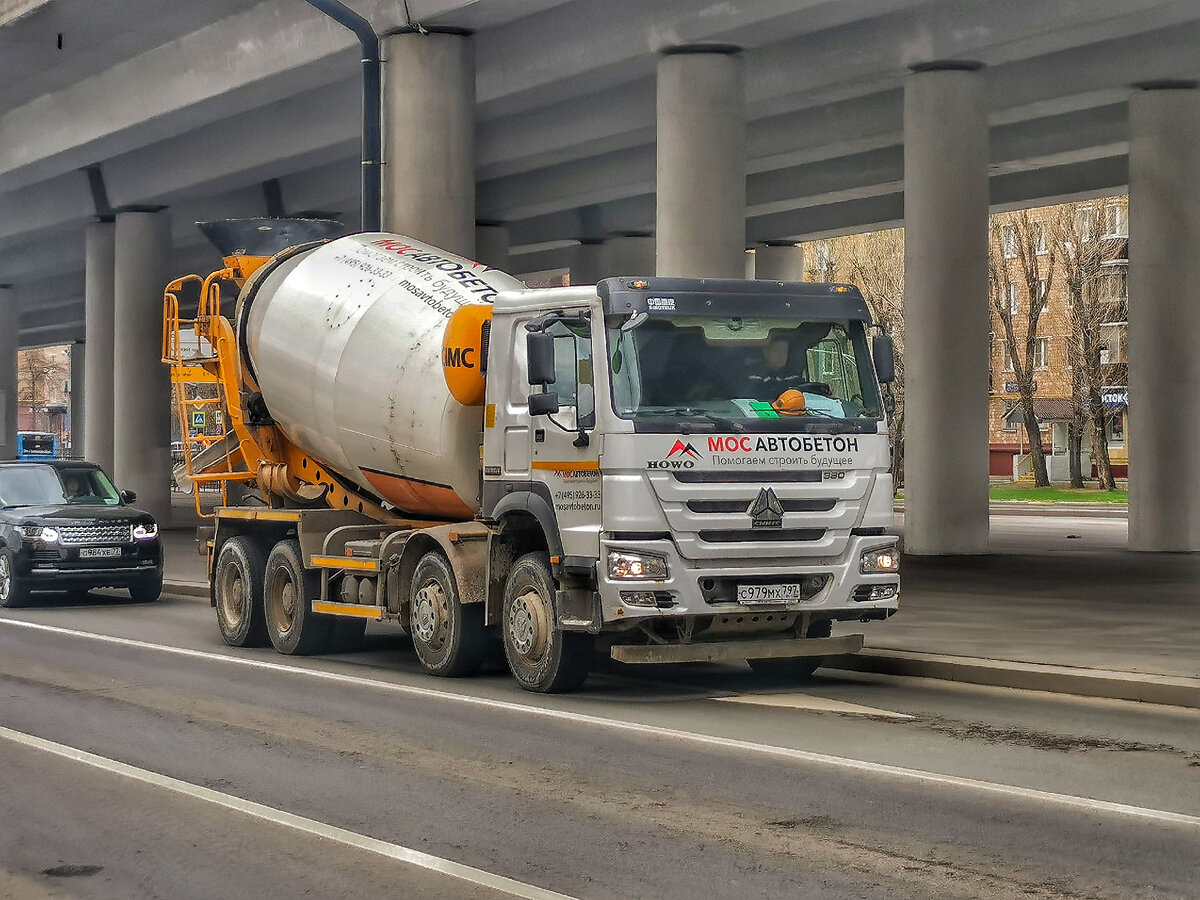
1002 225 1018 259
1098 323 1126 364
1033 338 1050 369
1037 278 1048 308
1003 342 1014 372
1007 282 1019 316
1034 225 1048 255
1103 204 1127 238
1110 412 1124 443
1077 207 1095 242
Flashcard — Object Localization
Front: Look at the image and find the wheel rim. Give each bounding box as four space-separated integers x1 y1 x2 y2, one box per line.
508 586 551 664
217 563 245 630
411 581 447 650
266 565 297 637
0 556 10 601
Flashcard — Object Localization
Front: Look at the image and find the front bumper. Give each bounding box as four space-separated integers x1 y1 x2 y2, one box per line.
17 540 162 589
597 533 899 625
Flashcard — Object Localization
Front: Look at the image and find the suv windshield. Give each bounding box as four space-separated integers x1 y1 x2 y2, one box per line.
607 315 882 425
0 466 122 508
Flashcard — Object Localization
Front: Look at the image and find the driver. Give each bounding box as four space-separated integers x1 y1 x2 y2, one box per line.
746 338 807 397
62 474 82 500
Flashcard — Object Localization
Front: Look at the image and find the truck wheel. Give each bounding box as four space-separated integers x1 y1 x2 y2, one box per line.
129 569 164 604
214 537 269 647
263 538 333 655
0 550 30 609
502 552 590 693
408 552 485 677
747 618 832 680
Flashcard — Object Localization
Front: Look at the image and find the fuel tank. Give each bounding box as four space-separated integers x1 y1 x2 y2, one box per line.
239 232 525 518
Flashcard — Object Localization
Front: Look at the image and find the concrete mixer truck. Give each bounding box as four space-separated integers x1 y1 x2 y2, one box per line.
163 220 899 692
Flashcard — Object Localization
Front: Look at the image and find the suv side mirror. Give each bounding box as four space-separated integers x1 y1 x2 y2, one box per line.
528 391 561 416
120 489 137 504
526 332 557 386
872 334 896 384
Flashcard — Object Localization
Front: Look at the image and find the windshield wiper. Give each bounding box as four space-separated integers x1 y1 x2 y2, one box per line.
662 408 745 433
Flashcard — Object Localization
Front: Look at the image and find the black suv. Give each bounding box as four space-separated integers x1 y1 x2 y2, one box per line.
0 461 163 607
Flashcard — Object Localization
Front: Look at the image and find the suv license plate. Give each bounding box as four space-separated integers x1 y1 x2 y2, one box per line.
738 583 803 604
79 547 121 559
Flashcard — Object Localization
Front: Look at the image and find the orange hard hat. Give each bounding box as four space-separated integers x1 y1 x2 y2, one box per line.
772 389 807 415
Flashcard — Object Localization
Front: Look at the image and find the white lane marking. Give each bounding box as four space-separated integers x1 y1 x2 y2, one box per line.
714 692 914 718
4 618 1200 830
0 724 573 900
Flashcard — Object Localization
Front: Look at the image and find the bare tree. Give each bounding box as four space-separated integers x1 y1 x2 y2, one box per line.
988 211 1053 487
17 347 69 431
1049 202 1122 491
808 230 907 485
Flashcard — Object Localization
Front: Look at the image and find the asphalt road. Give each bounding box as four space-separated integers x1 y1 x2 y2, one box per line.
1 586 1198 899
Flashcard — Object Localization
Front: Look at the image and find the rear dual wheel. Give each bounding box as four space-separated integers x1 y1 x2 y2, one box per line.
263 538 335 656
214 537 269 647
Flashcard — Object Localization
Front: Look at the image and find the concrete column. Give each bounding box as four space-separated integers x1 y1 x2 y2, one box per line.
606 233 656 277
903 64 990 555
475 223 509 270
84 222 116 472
69 341 85 458
113 211 172 524
755 242 805 281
0 287 16 460
656 46 745 277
570 240 607 286
1128 84 1200 551
383 30 474 258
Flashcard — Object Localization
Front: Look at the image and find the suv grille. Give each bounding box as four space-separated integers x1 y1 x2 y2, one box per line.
58 523 130 545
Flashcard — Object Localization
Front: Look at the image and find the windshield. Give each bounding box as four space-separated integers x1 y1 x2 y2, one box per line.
607 315 883 425
0 466 122 508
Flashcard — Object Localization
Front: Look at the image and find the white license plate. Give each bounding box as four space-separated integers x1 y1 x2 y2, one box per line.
737 583 803 604
78 547 121 559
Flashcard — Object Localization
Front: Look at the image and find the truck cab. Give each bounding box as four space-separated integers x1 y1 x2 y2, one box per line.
481 276 899 674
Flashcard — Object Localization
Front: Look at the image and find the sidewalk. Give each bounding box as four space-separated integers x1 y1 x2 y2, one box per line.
161 497 1200 707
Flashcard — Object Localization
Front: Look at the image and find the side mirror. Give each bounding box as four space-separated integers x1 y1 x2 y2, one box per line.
872 334 896 384
527 332 557 386
120 489 137 504
528 391 561 416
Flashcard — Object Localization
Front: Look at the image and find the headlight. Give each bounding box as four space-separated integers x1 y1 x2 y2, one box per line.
132 523 158 540
21 525 60 543
860 546 899 575
20 525 60 542
607 549 669 581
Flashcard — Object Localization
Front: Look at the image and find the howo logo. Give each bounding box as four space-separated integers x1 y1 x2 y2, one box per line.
648 440 701 469
747 488 785 529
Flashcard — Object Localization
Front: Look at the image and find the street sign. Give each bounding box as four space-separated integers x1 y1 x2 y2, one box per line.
1004 380 1036 393
190 410 206 430
1102 388 1128 408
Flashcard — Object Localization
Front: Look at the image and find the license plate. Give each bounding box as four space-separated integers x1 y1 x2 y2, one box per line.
737 583 803 604
79 547 121 559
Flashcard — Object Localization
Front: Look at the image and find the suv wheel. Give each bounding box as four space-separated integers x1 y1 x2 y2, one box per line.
0 550 30 609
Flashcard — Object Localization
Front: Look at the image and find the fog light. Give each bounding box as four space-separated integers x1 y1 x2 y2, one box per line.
620 591 658 607
860 546 899 575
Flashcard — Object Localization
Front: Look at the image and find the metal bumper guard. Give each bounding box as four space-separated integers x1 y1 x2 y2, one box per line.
610 632 863 664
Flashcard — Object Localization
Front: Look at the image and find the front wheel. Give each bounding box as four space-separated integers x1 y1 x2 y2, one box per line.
0 550 29 609
502 552 590 693
129 568 164 604
747 618 832 680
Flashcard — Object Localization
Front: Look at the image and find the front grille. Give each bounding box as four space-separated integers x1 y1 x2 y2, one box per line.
686 498 836 514
58 523 130 545
698 528 826 544
672 470 821 484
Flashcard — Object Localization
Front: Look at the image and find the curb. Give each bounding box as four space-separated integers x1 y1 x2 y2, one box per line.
162 579 1197 709
826 648 1200 710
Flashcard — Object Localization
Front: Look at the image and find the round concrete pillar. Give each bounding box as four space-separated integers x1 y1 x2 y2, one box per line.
474 223 509 270
383 30 475 258
69 341 85 458
902 64 990 556
84 222 116 472
1128 84 1200 551
0 287 16 460
755 243 805 281
656 46 745 277
606 233 656 277
570 240 607 286
113 211 172 524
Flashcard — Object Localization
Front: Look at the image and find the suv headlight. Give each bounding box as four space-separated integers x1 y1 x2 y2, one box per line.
21 525 60 543
860 546 899 575
607 549 669 581
132 523 158 541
